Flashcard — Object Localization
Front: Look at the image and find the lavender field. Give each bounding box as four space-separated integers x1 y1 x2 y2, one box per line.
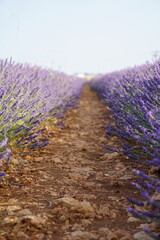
91 60 160 239
0 58 160 240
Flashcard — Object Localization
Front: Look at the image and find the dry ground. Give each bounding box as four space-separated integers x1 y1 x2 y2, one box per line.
0 84 146 240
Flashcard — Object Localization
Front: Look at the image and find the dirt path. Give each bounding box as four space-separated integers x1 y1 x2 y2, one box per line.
0 85 141 240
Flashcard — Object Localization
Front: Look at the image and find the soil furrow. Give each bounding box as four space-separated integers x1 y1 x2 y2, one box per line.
0 84 141 240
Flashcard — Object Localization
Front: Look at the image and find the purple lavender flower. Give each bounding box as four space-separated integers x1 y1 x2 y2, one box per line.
90 59 160 238
0 58 86 174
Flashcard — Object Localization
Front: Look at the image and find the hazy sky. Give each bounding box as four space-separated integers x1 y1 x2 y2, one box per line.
0 0 160 74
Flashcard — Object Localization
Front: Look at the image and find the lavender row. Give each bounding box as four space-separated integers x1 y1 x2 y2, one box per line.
90 61 160 239
0 59 85 176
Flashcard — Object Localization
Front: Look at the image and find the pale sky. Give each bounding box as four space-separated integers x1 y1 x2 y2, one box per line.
0 0 160 74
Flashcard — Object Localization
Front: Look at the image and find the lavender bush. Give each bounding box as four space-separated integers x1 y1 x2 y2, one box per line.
90 60 160 239
0 58 85 176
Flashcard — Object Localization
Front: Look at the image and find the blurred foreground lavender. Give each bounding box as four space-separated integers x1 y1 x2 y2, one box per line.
90 60 160 239
0 59 85 176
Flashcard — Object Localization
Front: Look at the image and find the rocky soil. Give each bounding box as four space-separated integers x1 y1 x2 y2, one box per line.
0 84 150 240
